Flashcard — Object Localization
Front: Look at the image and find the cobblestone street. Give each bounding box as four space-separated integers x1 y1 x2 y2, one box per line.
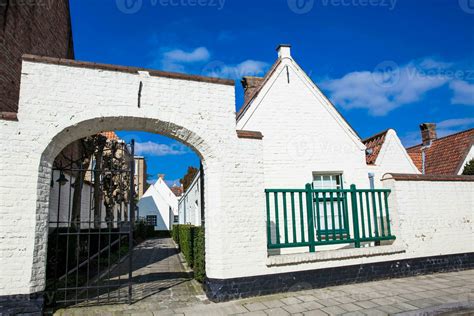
55 238 474 316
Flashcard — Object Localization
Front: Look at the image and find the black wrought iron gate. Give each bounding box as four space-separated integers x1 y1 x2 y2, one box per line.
45 138 136 309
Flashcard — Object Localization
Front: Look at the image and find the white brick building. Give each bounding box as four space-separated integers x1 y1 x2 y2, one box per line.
0 48 472 312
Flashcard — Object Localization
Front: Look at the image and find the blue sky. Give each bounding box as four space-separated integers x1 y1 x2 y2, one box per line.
69 0 474 184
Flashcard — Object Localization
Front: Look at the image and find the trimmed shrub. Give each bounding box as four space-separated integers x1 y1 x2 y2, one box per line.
172 224 180 244
178 224 194 267
192 226 205 282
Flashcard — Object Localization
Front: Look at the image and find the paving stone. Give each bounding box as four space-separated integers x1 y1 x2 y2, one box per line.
300 301 325 310
374 305 403 314
303 310 329 316
297 295 317 302
263 307 290 315
281 296 303 305
354 301 379 309
339 303 363 312
318 298 341 307
359 308 387 316
244 302 268 312
261 299 286 308
321 305 347 315
334 296 357 304
341 312 365 316
282 303 308 314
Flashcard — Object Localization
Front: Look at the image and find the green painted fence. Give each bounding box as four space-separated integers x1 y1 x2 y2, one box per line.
265 184 395 252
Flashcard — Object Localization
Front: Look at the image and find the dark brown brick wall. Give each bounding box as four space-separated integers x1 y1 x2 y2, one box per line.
0 0 74 112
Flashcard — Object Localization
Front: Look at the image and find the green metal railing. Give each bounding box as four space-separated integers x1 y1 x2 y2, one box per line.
265 184 395 252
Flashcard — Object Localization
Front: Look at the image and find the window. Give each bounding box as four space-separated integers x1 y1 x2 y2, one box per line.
312 173 343 190
312 173 348 237
173 215 179 223
146 215 157 226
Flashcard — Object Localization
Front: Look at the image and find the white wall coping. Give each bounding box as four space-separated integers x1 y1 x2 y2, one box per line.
266 245 406 267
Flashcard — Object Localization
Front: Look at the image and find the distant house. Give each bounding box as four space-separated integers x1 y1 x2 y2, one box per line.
178 171 202 226
406 124 474 175
363 129 420 186
137 175 178 231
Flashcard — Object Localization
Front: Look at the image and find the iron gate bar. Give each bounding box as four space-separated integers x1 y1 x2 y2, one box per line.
46 139 136 309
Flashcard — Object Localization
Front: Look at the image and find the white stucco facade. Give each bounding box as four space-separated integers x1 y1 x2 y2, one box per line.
137 177 179 230
178 171 202 226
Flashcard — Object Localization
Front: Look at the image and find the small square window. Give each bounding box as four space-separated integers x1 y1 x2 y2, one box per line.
146 215 157 226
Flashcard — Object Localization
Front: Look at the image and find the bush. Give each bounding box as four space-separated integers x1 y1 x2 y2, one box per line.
178 224 194 267
172 224 180 244
172 224 206 282
192 226 205 282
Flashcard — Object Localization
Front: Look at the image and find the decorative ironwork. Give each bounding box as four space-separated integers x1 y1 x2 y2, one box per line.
46 138 136 309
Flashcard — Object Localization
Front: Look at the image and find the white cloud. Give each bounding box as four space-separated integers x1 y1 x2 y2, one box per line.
321 58 451 116
450 80 474 106
154 46 211 72
203 59 269 79
163 47 210 63
135 141 189 156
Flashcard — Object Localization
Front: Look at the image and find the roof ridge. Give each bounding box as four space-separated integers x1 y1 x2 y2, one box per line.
362 129 390 143
406 127 474 150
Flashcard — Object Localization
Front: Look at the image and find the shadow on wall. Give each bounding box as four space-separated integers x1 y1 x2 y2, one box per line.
137 196 167 230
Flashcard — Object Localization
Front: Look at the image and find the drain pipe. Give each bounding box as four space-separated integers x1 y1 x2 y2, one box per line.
368 172 375 189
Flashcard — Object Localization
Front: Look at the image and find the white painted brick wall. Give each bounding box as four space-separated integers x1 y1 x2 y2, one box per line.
0 58 472 297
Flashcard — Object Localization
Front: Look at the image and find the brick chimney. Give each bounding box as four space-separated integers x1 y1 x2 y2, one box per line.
241 76 264 104
420 123 437 146
158 174 165 180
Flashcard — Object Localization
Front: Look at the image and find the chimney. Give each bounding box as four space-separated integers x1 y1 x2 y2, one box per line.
420 123 437 146
276 44 291 59
158 174 165 180
241 76 264 103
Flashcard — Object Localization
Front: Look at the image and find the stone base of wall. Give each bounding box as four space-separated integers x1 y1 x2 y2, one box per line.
204 252 474 302
0 292 43 315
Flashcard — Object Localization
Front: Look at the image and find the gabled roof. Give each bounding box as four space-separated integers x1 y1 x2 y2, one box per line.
362 130 389 165
406 128 474 175
236 59 281 121
236 56 364 147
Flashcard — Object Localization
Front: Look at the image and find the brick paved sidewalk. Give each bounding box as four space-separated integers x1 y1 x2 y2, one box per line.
56 240 474 315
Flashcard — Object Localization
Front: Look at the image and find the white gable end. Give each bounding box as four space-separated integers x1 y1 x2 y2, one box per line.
236 55 369 188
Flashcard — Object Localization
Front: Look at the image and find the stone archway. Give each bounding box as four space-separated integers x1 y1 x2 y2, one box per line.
0 55 266 311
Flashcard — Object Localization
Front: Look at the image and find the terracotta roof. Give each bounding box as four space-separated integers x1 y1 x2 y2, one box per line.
406 128 474 175
170 185 183 197
362 130 388 165
100 131 119 140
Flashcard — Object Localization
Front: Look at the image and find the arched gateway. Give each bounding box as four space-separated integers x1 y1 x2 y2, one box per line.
0 55 266 311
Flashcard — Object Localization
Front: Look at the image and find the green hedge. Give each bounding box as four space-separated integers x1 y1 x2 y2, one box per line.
178 224 194 266
192 226 205 282
172 224 205 282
